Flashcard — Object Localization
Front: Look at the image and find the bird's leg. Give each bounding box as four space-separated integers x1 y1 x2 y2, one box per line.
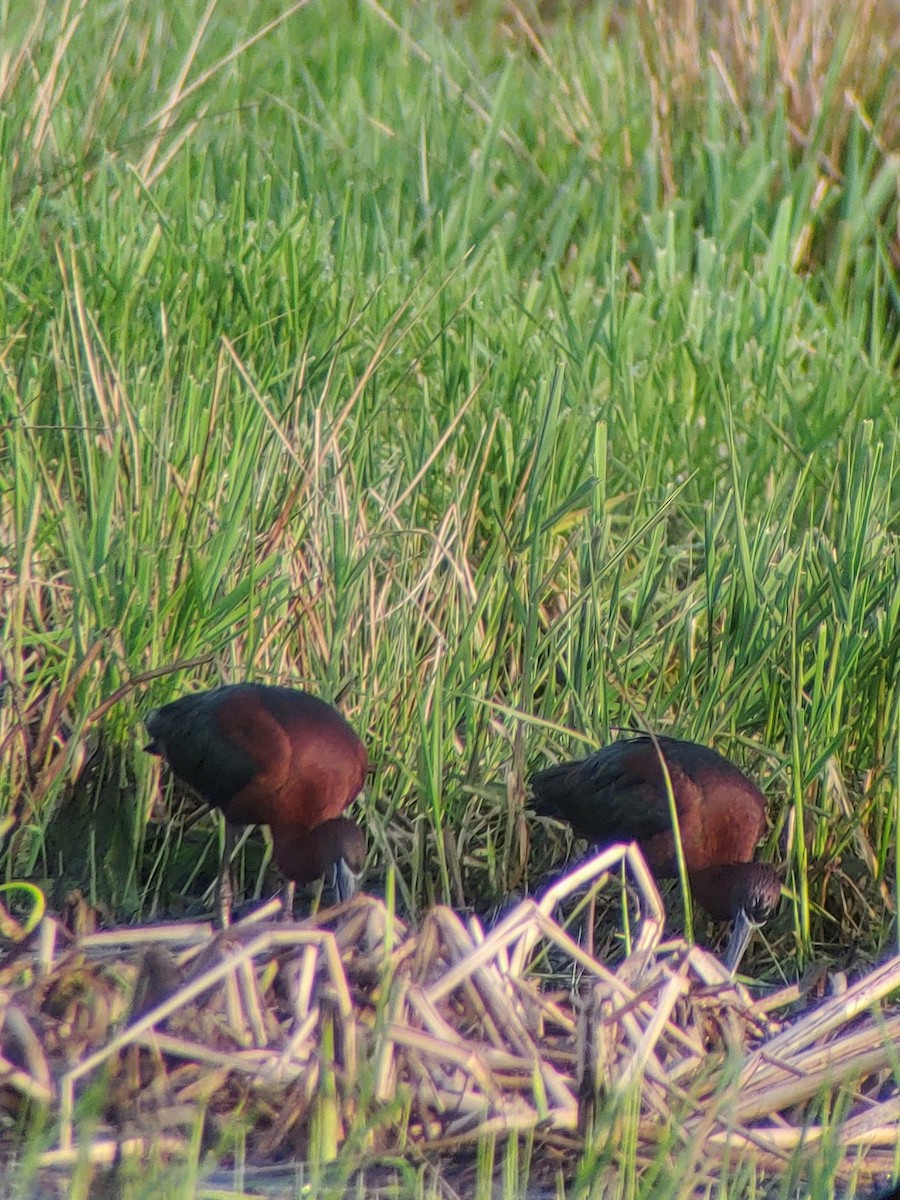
269 828 295 920
216 824 236 930
584 889 596 960
281 880 296 921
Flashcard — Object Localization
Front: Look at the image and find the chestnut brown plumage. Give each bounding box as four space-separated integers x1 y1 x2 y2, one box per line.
144 683 368 923
530 735 781 972
271 817 367 901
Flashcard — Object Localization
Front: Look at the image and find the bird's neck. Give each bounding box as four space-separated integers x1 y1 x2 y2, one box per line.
271 826 329 884
686 864 746 921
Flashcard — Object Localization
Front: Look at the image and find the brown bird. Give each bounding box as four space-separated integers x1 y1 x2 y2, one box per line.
144 683 368 924
530 734 781 972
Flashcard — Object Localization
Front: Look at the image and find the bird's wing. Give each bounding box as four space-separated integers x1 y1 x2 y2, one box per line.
214 690 293 793
531 739 675 843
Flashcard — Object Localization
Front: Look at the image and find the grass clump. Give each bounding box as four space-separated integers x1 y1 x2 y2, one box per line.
2 863 899 1199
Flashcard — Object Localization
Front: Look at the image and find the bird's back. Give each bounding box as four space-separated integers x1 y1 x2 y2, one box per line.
531 735 767 875
262 686 368 828
146 684 368 828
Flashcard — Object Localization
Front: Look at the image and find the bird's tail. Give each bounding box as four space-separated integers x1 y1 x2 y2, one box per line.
529 761 580 818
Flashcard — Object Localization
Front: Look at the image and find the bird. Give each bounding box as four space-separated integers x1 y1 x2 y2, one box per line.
144 683 368 925
530 734 781 973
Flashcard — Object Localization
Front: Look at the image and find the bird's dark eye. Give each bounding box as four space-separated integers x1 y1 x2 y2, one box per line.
746 886 779 924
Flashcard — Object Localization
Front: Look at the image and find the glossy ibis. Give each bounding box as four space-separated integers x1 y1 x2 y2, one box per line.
530 734 781 972
144 683 368 924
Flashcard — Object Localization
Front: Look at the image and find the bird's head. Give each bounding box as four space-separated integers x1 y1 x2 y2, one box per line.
273 818 367 905
724 862 782 974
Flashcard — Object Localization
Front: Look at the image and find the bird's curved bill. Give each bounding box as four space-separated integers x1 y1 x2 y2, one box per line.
333 858 361 904
723 908 756 975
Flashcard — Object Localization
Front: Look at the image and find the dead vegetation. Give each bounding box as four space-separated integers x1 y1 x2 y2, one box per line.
0 845 898 1190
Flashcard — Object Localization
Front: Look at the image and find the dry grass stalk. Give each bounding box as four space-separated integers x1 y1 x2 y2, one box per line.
0 844 896 1181
634 0 899 173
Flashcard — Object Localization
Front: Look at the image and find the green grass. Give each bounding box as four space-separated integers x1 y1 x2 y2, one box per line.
0 0 898 1194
